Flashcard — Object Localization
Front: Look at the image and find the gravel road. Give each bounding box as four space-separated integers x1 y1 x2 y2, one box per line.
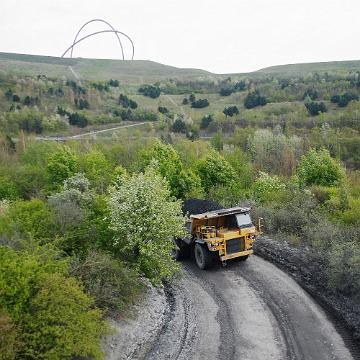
106 255 357 360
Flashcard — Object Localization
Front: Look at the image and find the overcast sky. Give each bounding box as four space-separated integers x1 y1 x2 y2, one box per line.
1 0 359 73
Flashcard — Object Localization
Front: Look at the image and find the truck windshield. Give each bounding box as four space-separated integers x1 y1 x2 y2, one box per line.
236 213 253 229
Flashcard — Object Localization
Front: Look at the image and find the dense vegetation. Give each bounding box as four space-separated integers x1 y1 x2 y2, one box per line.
1 57 360 356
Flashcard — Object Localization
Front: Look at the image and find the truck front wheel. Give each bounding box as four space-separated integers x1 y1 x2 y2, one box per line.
172 239 191 261
194 243 213 270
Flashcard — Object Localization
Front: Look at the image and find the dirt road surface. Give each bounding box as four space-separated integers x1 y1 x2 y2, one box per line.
106 255 357 360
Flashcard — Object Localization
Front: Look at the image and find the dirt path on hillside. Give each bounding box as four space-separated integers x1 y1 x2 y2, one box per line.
35 122 149 141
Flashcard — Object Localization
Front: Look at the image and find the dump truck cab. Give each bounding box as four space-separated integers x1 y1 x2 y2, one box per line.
176 206 261 269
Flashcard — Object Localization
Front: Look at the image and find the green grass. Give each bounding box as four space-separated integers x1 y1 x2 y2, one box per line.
253 60 360 77
0 52 212 83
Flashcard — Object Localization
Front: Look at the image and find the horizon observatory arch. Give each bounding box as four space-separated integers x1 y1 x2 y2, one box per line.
62 19 134 60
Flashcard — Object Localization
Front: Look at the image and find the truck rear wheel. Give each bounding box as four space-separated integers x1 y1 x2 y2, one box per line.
194 243 213 270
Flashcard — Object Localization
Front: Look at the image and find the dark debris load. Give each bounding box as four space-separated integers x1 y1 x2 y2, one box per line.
182 199 222 216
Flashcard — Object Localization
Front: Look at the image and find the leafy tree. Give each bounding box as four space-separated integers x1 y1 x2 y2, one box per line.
108 79 119 87
0 199 54 243
138 84 161 98
223 105 239 117
219 88 233 96
12 94 20 102
189 93 196 102
182 97 189 105
158 106 169 114
200 114 214 129
142 141 202 199
223 148 253 189
196 151 236 192
330 95 340 104
112 165 128 187
331 92 359 107
0 177 19 200
68 112 88 127
191 98 209 108
253 171 286 203
172 118 187 133
75 98 90 110
297 149 344 187
46 146 77 188
234 80 246 91
23 96 40 107
244 90 267 109
303 88 318 100
79 150 111 192
119 94 138 109
304 100 327 116
108 167 186 283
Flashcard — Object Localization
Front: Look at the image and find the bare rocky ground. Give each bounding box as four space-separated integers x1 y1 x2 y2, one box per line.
103 240 360 360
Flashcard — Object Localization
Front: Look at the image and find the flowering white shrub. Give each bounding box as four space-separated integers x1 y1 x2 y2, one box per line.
108 167 186 283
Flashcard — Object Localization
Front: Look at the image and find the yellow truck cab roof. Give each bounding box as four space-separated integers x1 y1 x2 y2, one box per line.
190 206 251 220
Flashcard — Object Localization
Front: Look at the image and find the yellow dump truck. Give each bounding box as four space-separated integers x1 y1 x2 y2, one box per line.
174 206 261 269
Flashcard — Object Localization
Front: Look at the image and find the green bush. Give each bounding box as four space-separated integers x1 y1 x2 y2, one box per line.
0 246 108 360
142 141 203 199
252 172 286 203
79 150 112 193
46 146 78 188
244 90 267 109
138 84 160 98
71 251 143 314
200 114 214 129
298 149 344 187
328 241 360 300
0 199 55 245
196 152 237 193
0 177 18 200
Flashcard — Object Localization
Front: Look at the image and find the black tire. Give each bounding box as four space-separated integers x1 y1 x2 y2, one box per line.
172 240 191 261
194 243 213 270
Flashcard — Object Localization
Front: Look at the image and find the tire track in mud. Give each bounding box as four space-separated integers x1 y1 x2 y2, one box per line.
230 256 354 360
229 267 300 360
143 282 195 360
183 263 236 360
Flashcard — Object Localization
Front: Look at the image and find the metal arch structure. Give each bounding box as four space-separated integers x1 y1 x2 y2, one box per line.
62 22 135 60
70 19 125 60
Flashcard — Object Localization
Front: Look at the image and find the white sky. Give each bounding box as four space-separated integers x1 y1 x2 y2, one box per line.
1 0 360 73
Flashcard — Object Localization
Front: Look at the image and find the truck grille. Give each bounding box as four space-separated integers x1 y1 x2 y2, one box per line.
226 238 244 254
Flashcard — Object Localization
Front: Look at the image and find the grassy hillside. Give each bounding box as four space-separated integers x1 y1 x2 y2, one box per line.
1 51 360 169
254 60 360 77
0 52 212 83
